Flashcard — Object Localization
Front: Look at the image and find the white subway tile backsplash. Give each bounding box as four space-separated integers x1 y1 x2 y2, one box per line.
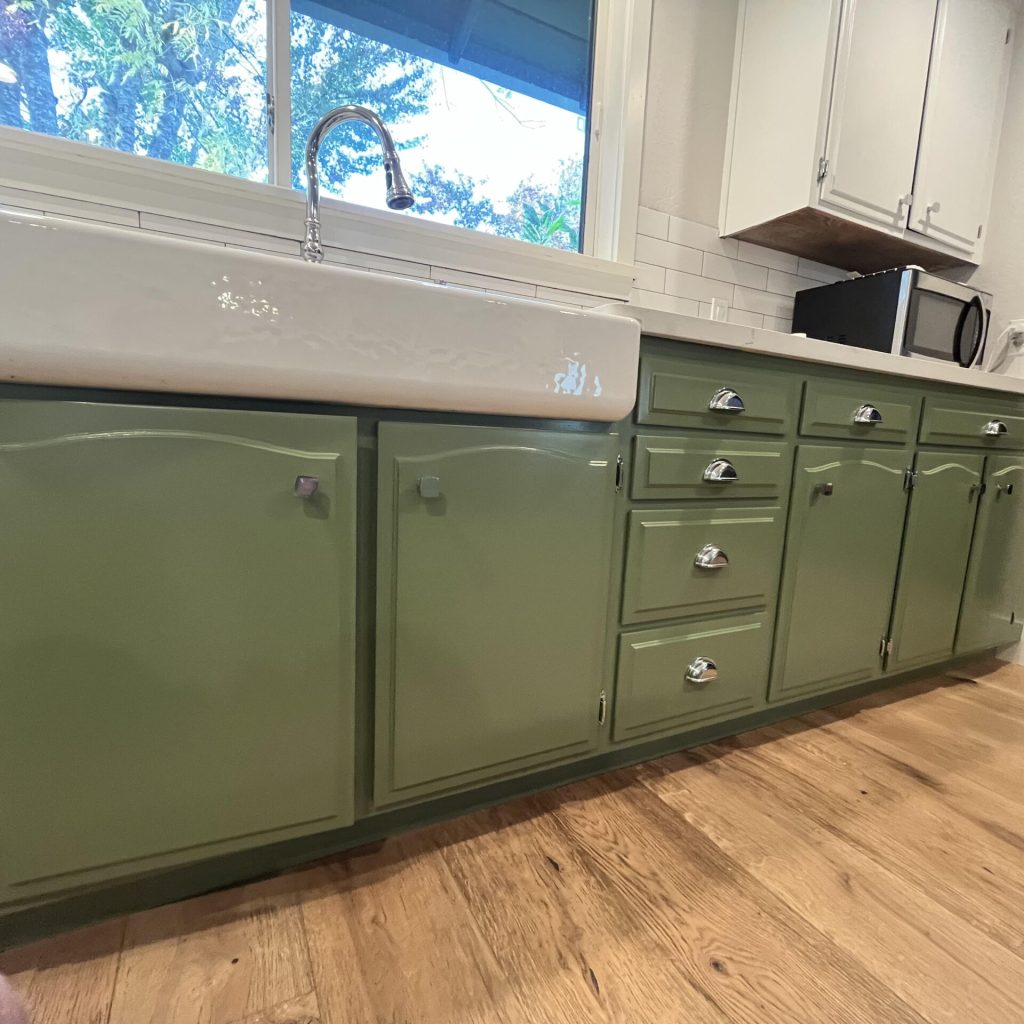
1 185 140 227
797 257 848 284
140 213 299 253
630 289 701 316
637 206 670 240
764 315 794 333
323 245 430 278
635 234 703 275
733 286 794 319
535 285 608 307
702 252 769 290
430 266 537 297
667 215 739 259
736 241 799 273
765 268 822 297
727 308 765 329
666 269 734 305
634 262 666 293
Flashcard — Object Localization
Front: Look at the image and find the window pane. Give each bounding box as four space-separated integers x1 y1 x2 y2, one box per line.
0 1 268 181
290 0 594 252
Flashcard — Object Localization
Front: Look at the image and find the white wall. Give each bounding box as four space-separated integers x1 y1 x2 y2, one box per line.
639 0 739 226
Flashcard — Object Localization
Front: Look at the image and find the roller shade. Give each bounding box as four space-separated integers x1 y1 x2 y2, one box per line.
292 0 595 114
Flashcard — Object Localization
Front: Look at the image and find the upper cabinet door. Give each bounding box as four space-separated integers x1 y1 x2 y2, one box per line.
821 0 938 228
910 0 1015 254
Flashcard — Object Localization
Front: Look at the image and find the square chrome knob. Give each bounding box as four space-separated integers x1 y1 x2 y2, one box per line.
294 475 319 498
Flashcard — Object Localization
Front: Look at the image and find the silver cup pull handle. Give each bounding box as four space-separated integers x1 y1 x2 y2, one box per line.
708 387 745 414
984 419 1008 437
853 404 883 425
694 544 729 570
703 458 738 483
685 657 718 686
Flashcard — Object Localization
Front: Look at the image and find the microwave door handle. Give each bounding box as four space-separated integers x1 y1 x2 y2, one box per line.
953 295 986 368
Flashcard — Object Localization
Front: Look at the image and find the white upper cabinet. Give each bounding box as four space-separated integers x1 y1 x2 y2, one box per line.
910 0 1015 254
821 0 937 228
720 0 1015 272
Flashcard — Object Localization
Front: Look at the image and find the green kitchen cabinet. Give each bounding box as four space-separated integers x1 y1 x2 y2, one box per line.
957 454 1024 653
887 451 984 672
0 402 358 897
375 422 616 807
770 445 909 702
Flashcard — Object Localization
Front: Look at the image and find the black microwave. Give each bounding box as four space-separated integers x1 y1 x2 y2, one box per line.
792 268 990 369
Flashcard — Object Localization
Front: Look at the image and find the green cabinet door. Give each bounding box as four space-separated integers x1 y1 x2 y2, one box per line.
375 422 616 806
770 445 909 702
888 452 984 672
0 402 357 897
957 455 1024 653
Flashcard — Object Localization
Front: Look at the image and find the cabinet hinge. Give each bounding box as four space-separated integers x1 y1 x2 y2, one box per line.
614 454 624 492
817 157 829 183
597 689 607 726
903 468 918 491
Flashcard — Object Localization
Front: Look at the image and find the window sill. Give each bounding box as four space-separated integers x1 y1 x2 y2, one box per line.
0 127 635 302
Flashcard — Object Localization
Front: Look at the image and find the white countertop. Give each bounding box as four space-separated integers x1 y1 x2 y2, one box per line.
602 304 1024 397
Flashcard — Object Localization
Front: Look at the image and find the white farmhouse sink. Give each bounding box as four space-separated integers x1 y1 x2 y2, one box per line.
0 210 639 420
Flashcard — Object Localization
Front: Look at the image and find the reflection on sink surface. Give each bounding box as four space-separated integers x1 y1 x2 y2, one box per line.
0 211 639 421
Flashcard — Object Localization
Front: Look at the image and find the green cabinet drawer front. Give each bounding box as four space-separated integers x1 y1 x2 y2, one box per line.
920 398 1024 449
957 455 1024 653
632 435 791 501
376 423 615 807
622 507 786 624
889 452 984 672
0 402 357 890
637 355 800 434
614 615 770 743
800 380 920 444
770 445 909 702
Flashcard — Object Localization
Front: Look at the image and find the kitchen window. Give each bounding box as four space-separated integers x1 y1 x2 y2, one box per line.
0 0 596 253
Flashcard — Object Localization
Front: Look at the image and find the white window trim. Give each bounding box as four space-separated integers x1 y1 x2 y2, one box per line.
0 0 650 301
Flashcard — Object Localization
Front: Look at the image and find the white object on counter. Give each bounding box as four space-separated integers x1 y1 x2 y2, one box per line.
601 303 1024 397
0 211 640 421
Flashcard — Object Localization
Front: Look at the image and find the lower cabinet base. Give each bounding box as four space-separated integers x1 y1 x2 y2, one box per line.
0 651 992 951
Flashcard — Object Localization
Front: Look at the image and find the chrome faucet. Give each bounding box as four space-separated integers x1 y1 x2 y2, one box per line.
302 104 414 263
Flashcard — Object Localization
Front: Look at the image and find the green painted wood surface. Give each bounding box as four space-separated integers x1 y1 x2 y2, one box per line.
614 614 770 742
632 435 791 501
374 422 617 807
888 451 984 671
770 445 909 702
957 454 1024 652
800 379 921 444
0 402 358 893
919 398 1024 449
621 506 786 624
637 354 801 435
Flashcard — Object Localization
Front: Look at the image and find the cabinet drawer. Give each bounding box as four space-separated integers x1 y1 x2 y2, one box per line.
637 355 800 434
622 507 786 624
614 615 770 743
632 435 791 501
800 380 920 443
919 398 1024 449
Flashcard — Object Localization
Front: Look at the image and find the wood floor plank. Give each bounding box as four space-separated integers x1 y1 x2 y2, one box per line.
438 793 732 1024
548 771 931 1024
0 917 123 1024
106 874 316 1024
641 745 1024 1024
299 831 514 1024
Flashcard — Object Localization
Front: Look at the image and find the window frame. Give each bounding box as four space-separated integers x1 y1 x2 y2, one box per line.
0 0 650 296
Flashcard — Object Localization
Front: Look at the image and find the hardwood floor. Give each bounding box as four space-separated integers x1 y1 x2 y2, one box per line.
4 659 1024 1024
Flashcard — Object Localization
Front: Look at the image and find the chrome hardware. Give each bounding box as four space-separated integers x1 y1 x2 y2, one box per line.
903 468 918 491
817 482 834 496
417 476 442 498
302 104 414 263
984 419 1008 437
615 454 624 492
294 475 319 498
896 193 913 217
703 458 738 483
817 156 829 183
685 656 718 686
694 544 729 570
708 387 745 414
926 200 942 215
853 404 883 425
879 635 893 661
997 482 1016 497
597 689 607 726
